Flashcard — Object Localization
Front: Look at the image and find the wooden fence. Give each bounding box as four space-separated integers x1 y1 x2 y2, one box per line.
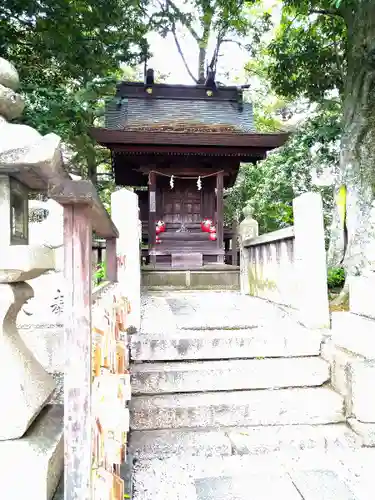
50 180 132 499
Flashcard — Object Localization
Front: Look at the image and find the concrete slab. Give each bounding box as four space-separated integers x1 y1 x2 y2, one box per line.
195 473 302 500
131 357 330 394
130 387 345 430
290 469 356 499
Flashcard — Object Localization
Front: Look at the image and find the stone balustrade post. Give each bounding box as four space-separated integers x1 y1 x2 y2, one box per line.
293 192 330 329
239 206 259 295
111 188 141 331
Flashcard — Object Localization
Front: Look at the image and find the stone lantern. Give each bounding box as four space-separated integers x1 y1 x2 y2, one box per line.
239 203 259 295
0 57 67 498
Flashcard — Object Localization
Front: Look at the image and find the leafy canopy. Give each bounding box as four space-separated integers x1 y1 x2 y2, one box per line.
1 0 150 179
0 0 149 85
266 0 347 102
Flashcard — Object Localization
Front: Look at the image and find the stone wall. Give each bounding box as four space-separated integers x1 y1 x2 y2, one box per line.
322 275 375 446
240 192 330 329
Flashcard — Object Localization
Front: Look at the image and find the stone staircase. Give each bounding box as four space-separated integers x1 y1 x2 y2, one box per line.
128 291 366 499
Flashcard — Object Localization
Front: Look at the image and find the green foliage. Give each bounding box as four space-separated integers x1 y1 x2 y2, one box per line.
266 1 347 102
93 261 106 288
22 76 119 178
327 266 345 289
224 100 341 235
1 0 149 179
0 0 149 85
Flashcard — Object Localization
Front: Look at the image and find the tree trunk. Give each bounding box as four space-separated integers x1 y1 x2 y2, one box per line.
198 46 206 83
331 1 375 290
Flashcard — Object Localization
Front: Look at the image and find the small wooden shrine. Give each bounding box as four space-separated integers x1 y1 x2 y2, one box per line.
91 70 287 268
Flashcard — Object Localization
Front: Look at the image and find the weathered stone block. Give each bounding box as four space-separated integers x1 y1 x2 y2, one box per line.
0 404 63 500
351 361 375 422
0 57 20 90
348 418 375 446
331 312 375 359
349 275 375 319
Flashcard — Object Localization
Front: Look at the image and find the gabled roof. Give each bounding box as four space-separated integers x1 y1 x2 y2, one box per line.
90 81 289 187
105 81 255 133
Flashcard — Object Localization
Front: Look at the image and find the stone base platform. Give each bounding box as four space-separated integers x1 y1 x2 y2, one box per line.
0 404 63 500
141 265 240 290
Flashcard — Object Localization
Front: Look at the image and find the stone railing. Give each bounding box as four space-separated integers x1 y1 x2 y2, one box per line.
240 192 330 330
242 226 296 307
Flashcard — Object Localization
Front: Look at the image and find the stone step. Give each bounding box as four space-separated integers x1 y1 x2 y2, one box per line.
130 328 323 362
129 423 359 460
130 387 345 430
131 357 330 394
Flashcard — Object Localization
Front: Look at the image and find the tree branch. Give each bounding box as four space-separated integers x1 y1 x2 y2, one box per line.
171 24 199 83
165 0 201 41
310 8 344 18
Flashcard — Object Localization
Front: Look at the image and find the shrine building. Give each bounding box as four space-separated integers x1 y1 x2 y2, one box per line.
91 69 287 269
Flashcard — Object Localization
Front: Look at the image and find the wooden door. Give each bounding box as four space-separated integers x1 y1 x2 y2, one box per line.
163 180 202 224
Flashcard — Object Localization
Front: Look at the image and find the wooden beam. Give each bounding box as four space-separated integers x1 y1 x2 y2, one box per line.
137 166 233 176
63 204 92 500
106 237 118 282
216 171 224 263
90 128 289 149
148 171 156 267
49 179 119 239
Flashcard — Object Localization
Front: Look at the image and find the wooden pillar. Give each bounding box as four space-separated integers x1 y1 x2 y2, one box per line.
216 170 224 263
63 203 92 500
231 220 238 266
106 237 118 282
148 171 156 267
97 245 103 264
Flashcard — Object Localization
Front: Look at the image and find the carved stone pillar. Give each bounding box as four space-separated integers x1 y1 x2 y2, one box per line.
239 205 259 295
0 281 55 439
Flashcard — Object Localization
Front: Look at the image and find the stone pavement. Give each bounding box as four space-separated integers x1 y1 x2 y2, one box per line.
129 291 374 500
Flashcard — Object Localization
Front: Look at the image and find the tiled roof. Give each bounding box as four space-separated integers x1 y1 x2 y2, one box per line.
105 98 255 133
